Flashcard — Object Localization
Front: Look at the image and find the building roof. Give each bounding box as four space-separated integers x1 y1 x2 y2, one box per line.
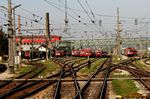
16 35 61 43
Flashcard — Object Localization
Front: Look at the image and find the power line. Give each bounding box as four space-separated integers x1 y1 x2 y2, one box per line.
77 0 93 22
11 2 43 20
58 0 90 22
54 0 103 33
60 6 150 19
44 0 97 32
76 0 104 33
84 0 95 18
0 7 46 28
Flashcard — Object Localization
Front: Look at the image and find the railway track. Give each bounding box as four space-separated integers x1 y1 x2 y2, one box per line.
0 63 46 98
144 58 150 65
52 57 110 99
0 57 98 98
53 58 99 99
119 63 150 92
0 62 46 88
1 56 149 98
73 58 109 99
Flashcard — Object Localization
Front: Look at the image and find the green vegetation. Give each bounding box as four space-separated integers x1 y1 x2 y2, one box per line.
79 58 106 74
133 60 146 67
37 60 60 77
15 60 60 77
112 55 121 64
16 65 35 75
112 75 139 97
73 57 87 66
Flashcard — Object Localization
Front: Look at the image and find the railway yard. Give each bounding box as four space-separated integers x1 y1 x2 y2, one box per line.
0 55 150 99
1 0 150 99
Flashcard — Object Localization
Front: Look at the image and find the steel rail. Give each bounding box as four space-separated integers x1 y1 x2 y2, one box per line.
70 63 82 99
0 58 98 98
74 58 110 99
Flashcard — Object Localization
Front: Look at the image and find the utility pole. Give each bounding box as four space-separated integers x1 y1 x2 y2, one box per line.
64 0 69 34
18 15 22 66
45 12 51 60
8 0 14 73
116 8 122 60
31 34 33 61
13 4 21 67
146 25 148 57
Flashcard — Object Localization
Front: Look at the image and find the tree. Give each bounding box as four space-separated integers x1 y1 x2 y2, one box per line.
0 29 8 56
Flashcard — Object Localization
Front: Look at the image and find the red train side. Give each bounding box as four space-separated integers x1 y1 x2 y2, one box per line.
95 50 102 57
124 47 137 56
55 50 65 57
71 50 80 57
71 48 108 58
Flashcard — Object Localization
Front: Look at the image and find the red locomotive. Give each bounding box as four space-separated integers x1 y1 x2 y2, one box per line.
124 47 137 56
95 50 108 57
79 49 86 57
79 48 95 57
55 50 65 57
71 50 80 57
84 48 92 57
71 48 108 58
95 50 102 57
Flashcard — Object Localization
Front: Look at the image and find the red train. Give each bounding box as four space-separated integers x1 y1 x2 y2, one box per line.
78 48 95 57
71 50 80 57
55 50 65 57
71 48 108 58
124 47 137 56
52 48 108 57
95 50 102 57
22 48 108 58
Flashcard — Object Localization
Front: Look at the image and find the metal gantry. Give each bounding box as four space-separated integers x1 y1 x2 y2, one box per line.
68 37 150 51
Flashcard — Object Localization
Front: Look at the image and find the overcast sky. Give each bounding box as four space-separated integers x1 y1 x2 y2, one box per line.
0 0 150 39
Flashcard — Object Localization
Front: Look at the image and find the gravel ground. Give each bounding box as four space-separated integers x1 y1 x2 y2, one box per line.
0 63 15 79
0 70 15 79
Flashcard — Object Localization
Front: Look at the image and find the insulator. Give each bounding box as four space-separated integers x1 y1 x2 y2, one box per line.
134 19 138 25
65 18 69 24
34 20 38 23
91 20 95 23
99 20 102 26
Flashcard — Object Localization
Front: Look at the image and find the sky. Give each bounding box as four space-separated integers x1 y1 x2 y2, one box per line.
0 0 150 39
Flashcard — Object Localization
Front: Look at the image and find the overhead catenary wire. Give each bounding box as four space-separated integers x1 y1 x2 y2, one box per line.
84 0 95 18
0 7 45 28
0 6 64 34
51 0 103 34
44 0 98 32
11 2 43 20
76 0 105 34
58 0 90 23
77 0 94 23
1 1 149 38
0 10 45 30
1 2 46 29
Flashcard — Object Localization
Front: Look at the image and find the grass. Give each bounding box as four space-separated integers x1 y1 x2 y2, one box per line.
73 57 87 66
37 60 60 77
112 74 139 97
79 58 106 74
15 60 60 77
112 55 121 64
133 60 146 67
16 65 35 75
